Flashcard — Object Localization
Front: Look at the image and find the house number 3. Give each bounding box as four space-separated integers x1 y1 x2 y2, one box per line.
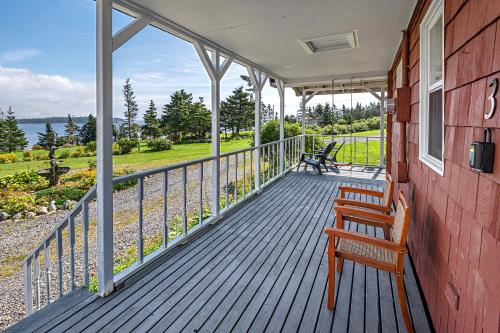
485 78 498 119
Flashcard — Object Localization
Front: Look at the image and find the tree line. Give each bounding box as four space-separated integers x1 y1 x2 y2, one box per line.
289 101 382 127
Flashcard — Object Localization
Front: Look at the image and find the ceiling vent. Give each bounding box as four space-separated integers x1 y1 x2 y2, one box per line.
299 31 359 54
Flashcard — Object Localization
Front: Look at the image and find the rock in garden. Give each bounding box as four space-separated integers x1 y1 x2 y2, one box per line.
25 212 36 219
12 213 23 221
62 200 77 210
0 212 9 221
48 201 57 212
37 206 48 215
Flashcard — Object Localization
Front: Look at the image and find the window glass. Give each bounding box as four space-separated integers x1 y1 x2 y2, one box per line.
429 16 443 86
428 88 442 160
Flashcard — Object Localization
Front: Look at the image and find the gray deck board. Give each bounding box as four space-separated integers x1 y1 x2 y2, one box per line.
9 171 432 333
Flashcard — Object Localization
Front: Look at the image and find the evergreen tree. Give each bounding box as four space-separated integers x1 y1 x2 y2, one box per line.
78 114 97 144
0 106 28 152
142 100 161 139
122 78 139 140
186 98 211 140
37 123 58 148
220 87 254 137
64 114 79 145
160 89 193 142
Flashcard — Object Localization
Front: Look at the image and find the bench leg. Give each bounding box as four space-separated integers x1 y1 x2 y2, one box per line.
396 271 414 333
327 240 335 309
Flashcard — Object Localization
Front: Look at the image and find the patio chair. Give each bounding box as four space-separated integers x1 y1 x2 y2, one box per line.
296 141 336 174
334 174 394 240
324 190 413 333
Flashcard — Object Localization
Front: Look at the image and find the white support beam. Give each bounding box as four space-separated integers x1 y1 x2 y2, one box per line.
305 91 318 104
112 0 284 82
247 66 268 190
96 0 114 297
112 16 152 52
276 79 285 174
195 42 233 219
365 87 384 102
380 89 385 167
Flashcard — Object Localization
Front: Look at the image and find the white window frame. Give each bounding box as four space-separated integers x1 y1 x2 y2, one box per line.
396 60 403 88
419 0 444 175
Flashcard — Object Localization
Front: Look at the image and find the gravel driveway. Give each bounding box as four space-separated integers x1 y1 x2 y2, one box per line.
0 155 254 331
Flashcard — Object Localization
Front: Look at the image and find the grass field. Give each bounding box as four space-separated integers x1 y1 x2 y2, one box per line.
0 139 252 177
0 129 386 177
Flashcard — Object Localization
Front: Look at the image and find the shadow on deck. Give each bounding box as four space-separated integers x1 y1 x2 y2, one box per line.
9 169 432 333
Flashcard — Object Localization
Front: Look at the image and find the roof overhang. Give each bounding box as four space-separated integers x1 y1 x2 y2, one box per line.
112 0 417 87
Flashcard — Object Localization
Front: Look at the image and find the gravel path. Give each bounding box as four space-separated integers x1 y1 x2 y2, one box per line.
0 156 255 331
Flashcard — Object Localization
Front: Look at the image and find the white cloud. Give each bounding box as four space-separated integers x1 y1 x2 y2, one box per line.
0 66 95 118
0 49 41 63
0 65 380 121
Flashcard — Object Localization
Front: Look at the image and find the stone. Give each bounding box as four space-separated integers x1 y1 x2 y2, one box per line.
25 212 36 219
0 212 9 221
62 200 77 210
37 206 48 215
48 201 57 212
12 213 23 221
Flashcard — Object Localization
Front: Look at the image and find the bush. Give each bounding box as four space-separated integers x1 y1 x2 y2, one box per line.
112 167 137 191
147 138 173 152
32 144 44 150
115 139 136 155
85 141 97 153
34 153 50 161
70 150 81 158
87 160 96 170
0 154 17 164
23 150 33 160
0 170 48 191
61 169 96 190
0 194 37 215
58 149 71 159
35 187 87 207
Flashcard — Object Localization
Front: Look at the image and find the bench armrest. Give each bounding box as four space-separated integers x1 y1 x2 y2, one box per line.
334 205 394 225
324 227 407 253
334 198 391 213
338 186 384 199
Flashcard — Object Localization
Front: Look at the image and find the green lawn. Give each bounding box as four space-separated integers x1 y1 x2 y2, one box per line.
0 139 252 177
0 131 386 177
314 129 386 137
336 139 385 165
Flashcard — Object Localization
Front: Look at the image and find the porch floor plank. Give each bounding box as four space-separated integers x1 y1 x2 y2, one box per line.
8 170 432 333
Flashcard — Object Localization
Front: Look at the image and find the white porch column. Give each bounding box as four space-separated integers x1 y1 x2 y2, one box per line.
194 43 232 218
300 90 317 153
301 91 306 153
247 67 268 191
380 89 385 167
277 79 285 174
96 0 114 297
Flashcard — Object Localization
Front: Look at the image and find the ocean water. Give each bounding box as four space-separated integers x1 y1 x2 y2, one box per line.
19 123 82 147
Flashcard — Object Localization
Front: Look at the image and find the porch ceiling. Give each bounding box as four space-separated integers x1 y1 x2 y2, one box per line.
114 0 416 86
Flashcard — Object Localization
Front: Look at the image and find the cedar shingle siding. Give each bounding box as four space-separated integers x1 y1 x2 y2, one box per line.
388 0 500 331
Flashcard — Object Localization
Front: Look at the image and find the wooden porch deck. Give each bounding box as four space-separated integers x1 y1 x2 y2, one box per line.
9 171 432 333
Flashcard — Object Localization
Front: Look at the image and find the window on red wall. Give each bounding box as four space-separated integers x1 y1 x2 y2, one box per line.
419 0 444 175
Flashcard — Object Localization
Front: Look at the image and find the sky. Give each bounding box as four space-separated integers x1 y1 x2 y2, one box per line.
0 0 378 120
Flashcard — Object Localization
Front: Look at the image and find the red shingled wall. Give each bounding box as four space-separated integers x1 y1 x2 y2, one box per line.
388 0 500 332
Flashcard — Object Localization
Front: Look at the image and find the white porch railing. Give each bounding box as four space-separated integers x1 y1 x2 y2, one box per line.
22 135 302 316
